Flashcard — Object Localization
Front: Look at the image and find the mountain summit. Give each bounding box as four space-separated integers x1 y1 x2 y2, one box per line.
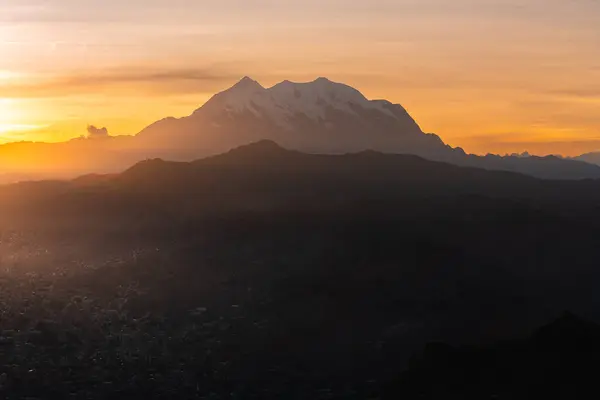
200 76 418 131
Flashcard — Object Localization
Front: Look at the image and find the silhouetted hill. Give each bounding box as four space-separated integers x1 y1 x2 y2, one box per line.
81 140 600 213
390 312 600 399
2 140 600 229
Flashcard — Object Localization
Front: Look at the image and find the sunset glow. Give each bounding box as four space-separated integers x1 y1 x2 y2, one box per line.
1 0 599 155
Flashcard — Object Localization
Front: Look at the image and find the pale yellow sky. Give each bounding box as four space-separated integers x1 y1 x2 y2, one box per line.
1 0 599 155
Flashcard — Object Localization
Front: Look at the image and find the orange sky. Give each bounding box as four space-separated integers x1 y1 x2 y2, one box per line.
1 0 599 156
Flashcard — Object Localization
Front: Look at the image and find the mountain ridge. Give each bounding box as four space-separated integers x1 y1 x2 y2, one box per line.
134 76 600 180
1 76 600 181
42 140 600 209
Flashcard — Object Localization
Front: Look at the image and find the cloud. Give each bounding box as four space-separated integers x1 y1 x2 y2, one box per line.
86 125 109 139
545 86 600 100
0 66 245 98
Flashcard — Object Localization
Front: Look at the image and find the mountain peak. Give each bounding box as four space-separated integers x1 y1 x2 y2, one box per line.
208 76 406 124
228 139 286 155
231 76 264 91
205 140 293 164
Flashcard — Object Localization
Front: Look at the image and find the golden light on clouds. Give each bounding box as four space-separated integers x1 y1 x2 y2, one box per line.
0 0 599 155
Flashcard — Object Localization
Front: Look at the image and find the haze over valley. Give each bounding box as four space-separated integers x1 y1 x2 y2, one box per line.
2 1 600 398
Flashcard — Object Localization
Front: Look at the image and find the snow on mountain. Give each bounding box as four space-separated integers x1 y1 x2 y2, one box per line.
200 76 400 129
135 76 455 162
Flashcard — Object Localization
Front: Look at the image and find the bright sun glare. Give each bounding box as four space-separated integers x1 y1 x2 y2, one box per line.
0 98 11 127
0 70 17 134
0 70 17 80
0 98 40 140
0 71 46 140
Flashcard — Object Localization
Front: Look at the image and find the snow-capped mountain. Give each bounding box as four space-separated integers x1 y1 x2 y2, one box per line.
133 76 600 180
138 76 453 158
202 76 413 129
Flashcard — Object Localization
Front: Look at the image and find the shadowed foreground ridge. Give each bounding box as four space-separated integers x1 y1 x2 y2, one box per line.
390 312 600 399
1 142 600 398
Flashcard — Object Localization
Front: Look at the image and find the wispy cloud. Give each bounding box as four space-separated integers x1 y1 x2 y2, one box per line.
543 84 600 100
0 67 244 98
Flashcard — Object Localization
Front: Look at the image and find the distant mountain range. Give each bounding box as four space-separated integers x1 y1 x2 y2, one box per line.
2 76 600 182
574 151 600 166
